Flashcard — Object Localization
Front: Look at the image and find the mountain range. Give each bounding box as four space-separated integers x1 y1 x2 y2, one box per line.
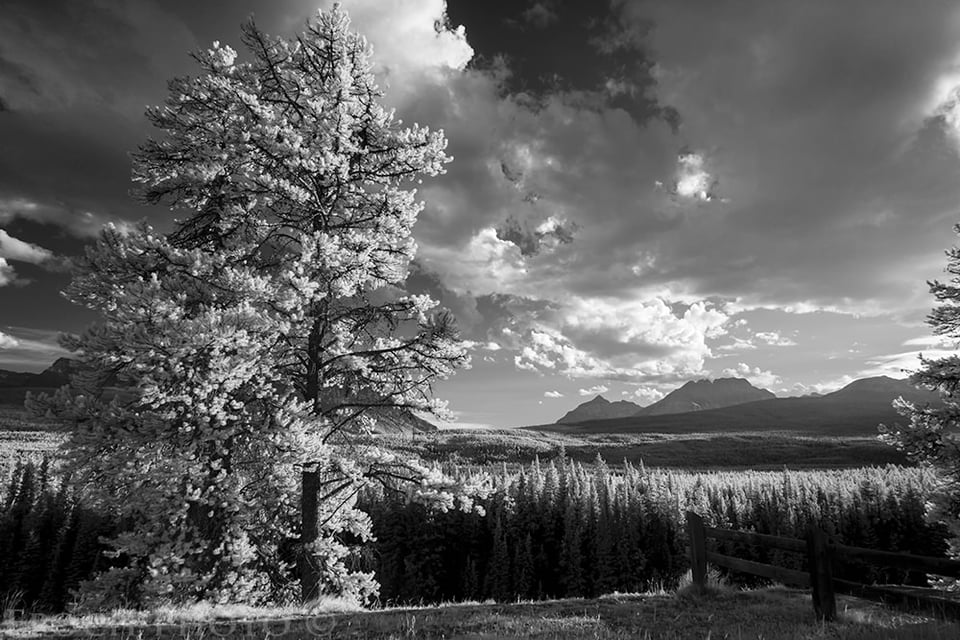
545 375 941 437
0 358 437 433
557 377 775 424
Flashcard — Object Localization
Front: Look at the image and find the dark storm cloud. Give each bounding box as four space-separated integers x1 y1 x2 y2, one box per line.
0 0 344 248
0 55 40 110
582 0 960 313
0 0 204 252
494 215 576 257
445 0 677 127
0 0 326 371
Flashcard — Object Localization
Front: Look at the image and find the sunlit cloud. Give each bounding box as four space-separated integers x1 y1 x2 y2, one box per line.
721 362 781 390
933 84 960 149
0 259 16 287
578 384 609 396
0 326 70 371
754 331 798 347
623 386 666 406
717 337 757 352
0 197 118 238
0 229 54 264
317 0 473 108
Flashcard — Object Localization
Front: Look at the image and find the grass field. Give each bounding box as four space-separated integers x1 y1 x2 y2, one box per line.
376 427 908 469
0 403 908 481
0 429 62 483
3 586 959 639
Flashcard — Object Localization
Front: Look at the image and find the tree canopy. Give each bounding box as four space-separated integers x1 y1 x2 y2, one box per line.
31 6 483 609
881 223 960 568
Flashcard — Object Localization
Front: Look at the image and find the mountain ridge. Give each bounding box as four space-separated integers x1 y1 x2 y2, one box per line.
637 377 776 417
556 377 775 424
540 375 941 437
557 395 643 424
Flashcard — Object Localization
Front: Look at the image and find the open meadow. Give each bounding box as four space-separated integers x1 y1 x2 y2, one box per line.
374 426 907 469
4 587 960 639
0 406 908 488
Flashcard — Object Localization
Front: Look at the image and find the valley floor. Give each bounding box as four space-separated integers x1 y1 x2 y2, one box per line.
3 587 959 639
0 403 908 473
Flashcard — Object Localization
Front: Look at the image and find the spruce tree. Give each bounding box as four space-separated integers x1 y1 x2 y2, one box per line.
559 495 585 596
513 533 536 600
881 223 960 571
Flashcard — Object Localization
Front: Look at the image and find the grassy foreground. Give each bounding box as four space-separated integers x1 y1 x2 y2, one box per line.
3 587 959 640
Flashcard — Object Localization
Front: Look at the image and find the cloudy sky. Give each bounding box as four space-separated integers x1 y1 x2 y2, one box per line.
3 0 960 428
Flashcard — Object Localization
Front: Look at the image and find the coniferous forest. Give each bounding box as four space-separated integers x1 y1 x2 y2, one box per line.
1 456 947 612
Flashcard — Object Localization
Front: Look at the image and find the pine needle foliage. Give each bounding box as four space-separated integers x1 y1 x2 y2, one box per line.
27 6 483 610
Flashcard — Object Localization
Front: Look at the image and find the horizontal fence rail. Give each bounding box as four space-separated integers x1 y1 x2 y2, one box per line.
704 550 811 588
827 541 960 579
704 525 809 553
686 511 960 622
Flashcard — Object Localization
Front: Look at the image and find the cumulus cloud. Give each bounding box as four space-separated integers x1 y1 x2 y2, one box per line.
0 197 120 238
418 228 528 297
0 229 53 264
0 331 19 349
624 386 666 406
717 337 757 352
721 363 781 390
669 151 717 202
544 390 564 398
318 0 473 106
932 85 960 149
0 229 56 287
754 331 798 347
788 375 858 396
0 259 15 287
578 384 609 396
503 297 729 382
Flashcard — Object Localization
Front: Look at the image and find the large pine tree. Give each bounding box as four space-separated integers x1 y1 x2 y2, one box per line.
31 7 482 608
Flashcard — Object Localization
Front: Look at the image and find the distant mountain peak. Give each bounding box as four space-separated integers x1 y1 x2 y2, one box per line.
636 377 775 417
555 377 778 424
557 395 641 424
46 357 76 372
824 376 937 404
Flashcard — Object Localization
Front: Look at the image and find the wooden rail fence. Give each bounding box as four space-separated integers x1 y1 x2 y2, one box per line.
686 511 960 621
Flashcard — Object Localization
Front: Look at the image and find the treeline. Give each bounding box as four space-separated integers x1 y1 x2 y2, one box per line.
0 458 118 613
361 458 949 604
0 456 951 612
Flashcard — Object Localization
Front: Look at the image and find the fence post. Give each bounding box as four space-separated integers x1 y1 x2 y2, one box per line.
301 468 320 603
807 527 836 621
686 511 708 589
